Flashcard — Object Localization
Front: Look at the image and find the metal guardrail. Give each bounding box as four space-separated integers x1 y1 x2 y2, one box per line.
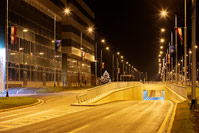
166 83 187 98
76 82 141 103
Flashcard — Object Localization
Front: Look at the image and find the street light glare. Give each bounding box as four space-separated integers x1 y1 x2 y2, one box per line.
23 29 28 32
101 39 105 43
160 9 168 17
64 8 71 14
117 52 120 55
106 46 109 50
161 28 165 33
121 56 123 59
160 46 163 49
160 38 165 43
88 27 94 33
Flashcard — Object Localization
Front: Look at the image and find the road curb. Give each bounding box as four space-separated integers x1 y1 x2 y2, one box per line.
0 98 44 112
167 103 178 132
158 101 174 133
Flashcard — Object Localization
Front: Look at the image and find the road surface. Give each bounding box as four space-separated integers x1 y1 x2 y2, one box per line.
0 89 173 133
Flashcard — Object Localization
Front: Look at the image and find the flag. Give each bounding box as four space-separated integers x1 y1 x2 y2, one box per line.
8 27 17 45
176 28 183 45
170 45 175 56
81 51 86 60
55 40 61 51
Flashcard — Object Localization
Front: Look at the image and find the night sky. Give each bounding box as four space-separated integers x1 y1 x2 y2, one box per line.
84 0 197 80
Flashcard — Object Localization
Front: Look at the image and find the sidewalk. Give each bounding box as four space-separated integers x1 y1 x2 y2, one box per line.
171 101 198 133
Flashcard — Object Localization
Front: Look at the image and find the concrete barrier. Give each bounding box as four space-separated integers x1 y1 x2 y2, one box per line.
166 83 187 99
75 82 141 105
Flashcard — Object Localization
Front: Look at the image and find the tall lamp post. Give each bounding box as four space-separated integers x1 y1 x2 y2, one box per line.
184 0 187 86
160 10 178 83
191 0 196 109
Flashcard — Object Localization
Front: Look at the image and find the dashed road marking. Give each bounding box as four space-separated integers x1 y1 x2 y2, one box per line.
70 125 89 133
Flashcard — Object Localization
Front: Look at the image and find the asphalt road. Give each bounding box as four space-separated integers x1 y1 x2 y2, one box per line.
0 89 173 133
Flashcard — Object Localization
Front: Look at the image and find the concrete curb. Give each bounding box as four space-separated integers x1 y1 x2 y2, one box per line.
0 98 44 112
167 103 178 133
158 100 174 133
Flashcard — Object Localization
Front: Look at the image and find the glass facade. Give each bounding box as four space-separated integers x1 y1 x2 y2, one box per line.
66 57 91 86
8 0 62 86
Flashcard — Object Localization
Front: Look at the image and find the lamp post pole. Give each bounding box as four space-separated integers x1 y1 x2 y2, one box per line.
95 42 97 85
53 16 56 87
184 0 187 86
191 0 196 109
175 15 178 84
6 0 9 97
100 49 102 77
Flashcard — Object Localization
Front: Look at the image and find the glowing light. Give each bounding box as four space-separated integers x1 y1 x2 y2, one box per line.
161 28 165 33
23 29 28 32
64 8 71 15
195 45 198 49
121 56 123 59
88 27 94 33
101 39 105 43
126 62 128 64
160 9 168 17
189 50 192 54
39 52 44 55
160 38 165 43
106 47 109 50
117 52 120 55
160 46 163 49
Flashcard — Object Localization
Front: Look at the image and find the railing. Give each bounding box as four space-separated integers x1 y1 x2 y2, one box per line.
166 83 187 98
76 82 141 104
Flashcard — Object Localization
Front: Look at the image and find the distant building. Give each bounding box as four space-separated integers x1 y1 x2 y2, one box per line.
0 0 95 88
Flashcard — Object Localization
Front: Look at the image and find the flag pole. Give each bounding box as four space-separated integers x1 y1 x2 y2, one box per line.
6 0 9 97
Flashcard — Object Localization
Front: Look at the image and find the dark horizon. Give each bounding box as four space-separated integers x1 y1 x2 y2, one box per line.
84 0 199 81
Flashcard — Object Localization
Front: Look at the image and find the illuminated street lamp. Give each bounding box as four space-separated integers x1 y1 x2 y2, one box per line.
23 29 28 32
160 38 165 43
160 51 163 55
106 46 109 50
161 28 165 33
160 9 168 18
160 46 163 49
160 9 178 83
117 52 120 55
64 8 71 15
101 39 105 43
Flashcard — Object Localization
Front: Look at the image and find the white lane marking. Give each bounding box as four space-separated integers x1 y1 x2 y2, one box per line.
103 113 115 119
70 125 89 133
16 88 26 94
0 110 52 124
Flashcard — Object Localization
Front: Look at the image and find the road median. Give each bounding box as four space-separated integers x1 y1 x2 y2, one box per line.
0 97 42 112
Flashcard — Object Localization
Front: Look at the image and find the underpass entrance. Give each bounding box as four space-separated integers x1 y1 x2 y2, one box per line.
143 90 165 100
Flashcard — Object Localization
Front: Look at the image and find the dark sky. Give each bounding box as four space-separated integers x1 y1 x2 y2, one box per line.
84 0 197 80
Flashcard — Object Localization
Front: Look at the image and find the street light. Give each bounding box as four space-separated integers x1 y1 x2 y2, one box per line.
88 27 94 33
23 29 28 32
117 52 120 55
64 8 71 15
160 9 178 83
160 9 168 18
161 28 165 33
160 38 165 43
160 46 163 49
101 39 105 43
106 46 109 50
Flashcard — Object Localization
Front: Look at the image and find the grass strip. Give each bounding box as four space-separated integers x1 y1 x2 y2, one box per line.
0 97 37 110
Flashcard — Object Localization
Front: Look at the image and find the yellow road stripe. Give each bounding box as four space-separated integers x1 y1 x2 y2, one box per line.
158 101 174 133
70 125 89 133
167 103 178 132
